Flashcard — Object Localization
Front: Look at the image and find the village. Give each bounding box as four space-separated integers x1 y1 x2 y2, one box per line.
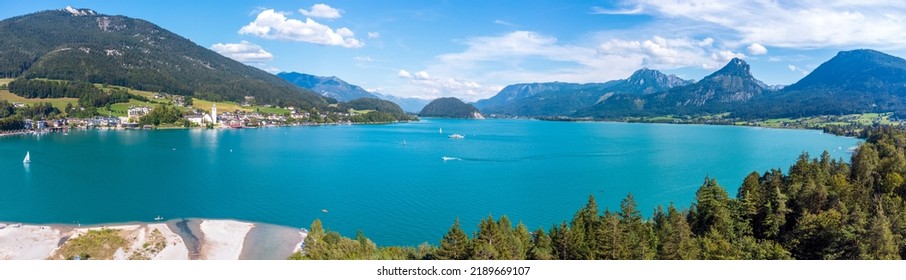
12 93 358 133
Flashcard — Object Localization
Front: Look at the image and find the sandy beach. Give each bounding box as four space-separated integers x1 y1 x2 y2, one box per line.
53 223 189 260
0 224 67 260
0 220 304 260
149 223 189 260
198 220 254 260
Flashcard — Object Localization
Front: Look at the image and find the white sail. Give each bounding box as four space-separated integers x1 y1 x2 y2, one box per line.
23 152 30 163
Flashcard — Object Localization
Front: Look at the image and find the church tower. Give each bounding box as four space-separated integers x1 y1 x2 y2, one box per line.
212 103 218 125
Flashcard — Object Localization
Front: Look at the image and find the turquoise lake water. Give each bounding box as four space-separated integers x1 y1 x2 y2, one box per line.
0 119 858 246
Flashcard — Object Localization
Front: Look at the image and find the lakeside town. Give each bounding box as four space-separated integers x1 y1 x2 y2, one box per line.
1 92 368 135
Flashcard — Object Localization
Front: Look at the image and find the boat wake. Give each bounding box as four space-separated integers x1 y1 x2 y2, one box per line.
442 152 624 163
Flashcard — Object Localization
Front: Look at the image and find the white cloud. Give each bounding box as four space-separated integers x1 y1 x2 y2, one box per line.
747 43 767 55
494 19 518 27
354 56 374 62
210 41 279 73
414 71 431 80
590 5 644 15
211 41 274 63
598 36 744 70
438 31 597 66
711 50 746 62
367 32 380 39
788 64 810 75
410 30 758 100
299 3 342 19
397 69 499 101
618 0 906 49
239 9 363 48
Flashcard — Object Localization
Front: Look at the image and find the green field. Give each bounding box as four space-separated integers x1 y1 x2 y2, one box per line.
96 99 164 117
350 109 375 115
646 115 678 122
256 106 291 115
757 112 898 128
0 89 78 110
192 99 247 113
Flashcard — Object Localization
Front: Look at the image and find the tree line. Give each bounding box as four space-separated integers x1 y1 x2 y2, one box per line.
292 126 906 260
7 78 147 109
138 104 185 126
0 100 62 131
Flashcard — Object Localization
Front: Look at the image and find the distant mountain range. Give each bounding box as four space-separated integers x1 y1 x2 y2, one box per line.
370 92 431 114
277 72 378 102
734 49 906 118
278 71 430 113
474 69 692 116
0 7 326 109
582 58 767 117
477 49 906 119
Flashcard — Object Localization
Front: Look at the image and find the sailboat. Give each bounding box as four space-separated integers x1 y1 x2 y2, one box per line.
439 128 443 134
23 151 30 164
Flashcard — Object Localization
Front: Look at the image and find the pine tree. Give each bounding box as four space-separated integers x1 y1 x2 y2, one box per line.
657 204 698 259
597 210 620 259
514 222 532 260
495 215 520 259
302 219 326 259
761 184 790 239
568 197 599 259
436 218 471 260
618 193 656 259
738 172 762 223
528 227 553 260
864 207 899 259
690 177 734 238
549 222 570 259
472 215 501 259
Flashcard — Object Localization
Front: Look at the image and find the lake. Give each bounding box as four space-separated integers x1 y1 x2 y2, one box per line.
0 119 858 246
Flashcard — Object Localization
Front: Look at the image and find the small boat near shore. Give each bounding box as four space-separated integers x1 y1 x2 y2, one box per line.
321 209 328 213
448 134 464 139
154 215 163 221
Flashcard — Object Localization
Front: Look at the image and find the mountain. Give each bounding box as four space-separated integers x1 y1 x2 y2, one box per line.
370 92 431 114
278 72 378 102
735 49 906 118
0 7 326 108
582 58 767 117
277 72 430 113
473 82 607 116
612 68 693 95
786 49 906 92
419 97 484 119
474 69 691 117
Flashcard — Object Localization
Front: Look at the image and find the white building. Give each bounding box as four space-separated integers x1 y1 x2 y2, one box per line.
211 103 218 125
186 114 204 126
127 106 151 118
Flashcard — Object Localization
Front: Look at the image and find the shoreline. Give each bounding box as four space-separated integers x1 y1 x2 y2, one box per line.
1 115 867 139
0 219 305 260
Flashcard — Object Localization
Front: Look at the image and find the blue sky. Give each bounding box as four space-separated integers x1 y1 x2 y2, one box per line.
4 1 906 101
